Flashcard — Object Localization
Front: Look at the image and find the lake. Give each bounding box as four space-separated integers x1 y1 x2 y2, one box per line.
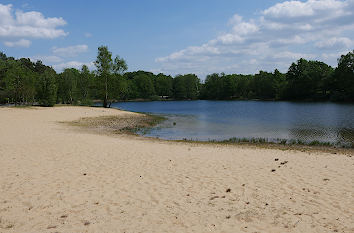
112 100 354 146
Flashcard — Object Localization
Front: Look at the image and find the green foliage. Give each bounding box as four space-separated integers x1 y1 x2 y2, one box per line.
94 46 129 107
331 50 354 101
202 72 283 100
94 46 113 107
78 65 94 103
154 73 173 97
134 73 155 98
3 60 37 105
124 71 156 99
37 70 57 107
57 68 80 104
285 58 333 100
0 49 352 107
173 74 200 99
94 46 113 76
113 56 128 75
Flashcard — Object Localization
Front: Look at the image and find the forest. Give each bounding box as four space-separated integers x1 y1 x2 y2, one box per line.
0 47 353 107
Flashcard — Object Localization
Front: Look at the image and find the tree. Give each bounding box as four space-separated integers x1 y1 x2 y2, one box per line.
172 74 200 100
94 46 113 107
57 68 79 104
4 61 25 105
251 71 276 99
94 46 128 107
77 65 93 105
184 74 200 99
111 74 129 100
134 73 155 98
37 69 57 107
154 73 173 97
0 52 7 61
273 69 286 99
331 50 354 101
113 56 128 75
285 58 333 100
0 59 7 103
173 75 187 99
3 60 37 105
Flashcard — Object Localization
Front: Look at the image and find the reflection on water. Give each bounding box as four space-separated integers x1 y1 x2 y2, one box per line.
289 128 328 141
112 100 354 146
338 128 354 143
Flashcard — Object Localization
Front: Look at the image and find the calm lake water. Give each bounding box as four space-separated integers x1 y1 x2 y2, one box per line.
111 100 354 145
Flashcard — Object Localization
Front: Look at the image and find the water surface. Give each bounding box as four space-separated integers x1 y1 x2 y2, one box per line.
112 100 354 145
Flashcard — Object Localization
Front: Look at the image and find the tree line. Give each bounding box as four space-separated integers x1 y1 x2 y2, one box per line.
0 47 353 107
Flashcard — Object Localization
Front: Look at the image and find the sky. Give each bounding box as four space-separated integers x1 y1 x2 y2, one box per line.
0 0 353 78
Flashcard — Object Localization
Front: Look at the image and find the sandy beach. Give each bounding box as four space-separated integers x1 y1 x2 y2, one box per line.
0 106 353 233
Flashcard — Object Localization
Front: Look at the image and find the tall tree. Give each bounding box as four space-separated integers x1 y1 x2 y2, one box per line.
94 46 113 108
94 46 128 107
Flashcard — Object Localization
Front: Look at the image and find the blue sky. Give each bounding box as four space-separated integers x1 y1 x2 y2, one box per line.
0 0 353 78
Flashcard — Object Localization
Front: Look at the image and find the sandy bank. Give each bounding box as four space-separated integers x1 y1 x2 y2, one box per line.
0 106 353 233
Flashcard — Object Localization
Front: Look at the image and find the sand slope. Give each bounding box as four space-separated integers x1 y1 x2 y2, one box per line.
0 106 353 233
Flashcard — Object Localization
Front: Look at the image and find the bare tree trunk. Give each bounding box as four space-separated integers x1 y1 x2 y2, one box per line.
104 75 109 108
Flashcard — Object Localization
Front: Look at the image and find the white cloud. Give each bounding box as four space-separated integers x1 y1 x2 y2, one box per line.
263 0 347 19
84 32 92 38
31 45 91 72
52 44 88 57
0 4 67 40
156 0 354 77
315 37 354 49
52 61 94 71
271 51 315 60
231 18 258 36
4 38 31 47
30 55 63 63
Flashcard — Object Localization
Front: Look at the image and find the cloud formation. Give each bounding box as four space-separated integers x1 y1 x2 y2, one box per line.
31 44 90 71
4 39 31 47
30 55 63 64
0 3 67 47
156 0 354 76
52 44 88 57
52 61 94 71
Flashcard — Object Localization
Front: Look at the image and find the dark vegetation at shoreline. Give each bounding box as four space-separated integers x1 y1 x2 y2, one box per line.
175 137 354 150
0 47 353 107
220 137 354 149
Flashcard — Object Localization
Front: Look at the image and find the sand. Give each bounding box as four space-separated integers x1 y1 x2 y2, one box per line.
0 106 353 233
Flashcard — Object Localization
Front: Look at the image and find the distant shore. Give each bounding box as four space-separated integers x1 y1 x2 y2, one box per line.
0 106 353 232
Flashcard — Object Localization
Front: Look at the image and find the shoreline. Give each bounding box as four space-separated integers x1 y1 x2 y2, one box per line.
1 106 353 232
64 107 354 154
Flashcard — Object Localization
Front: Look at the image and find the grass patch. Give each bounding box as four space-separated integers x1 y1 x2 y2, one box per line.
218 137 354 149
174 136 354 150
